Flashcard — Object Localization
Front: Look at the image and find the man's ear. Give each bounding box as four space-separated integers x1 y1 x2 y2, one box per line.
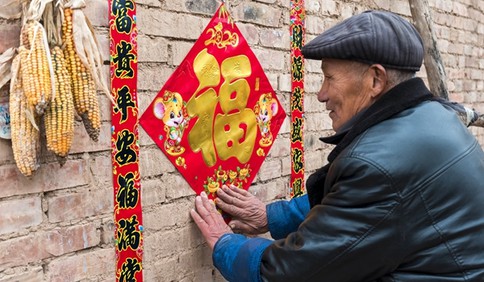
368 64 387 98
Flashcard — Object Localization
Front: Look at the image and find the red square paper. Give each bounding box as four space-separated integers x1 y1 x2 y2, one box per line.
139 4 286 197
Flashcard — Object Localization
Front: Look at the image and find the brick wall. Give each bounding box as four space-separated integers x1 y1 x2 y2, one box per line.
0 0 482 281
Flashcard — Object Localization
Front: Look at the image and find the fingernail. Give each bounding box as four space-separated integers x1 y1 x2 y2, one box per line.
229 223 235 229
201 191 207 198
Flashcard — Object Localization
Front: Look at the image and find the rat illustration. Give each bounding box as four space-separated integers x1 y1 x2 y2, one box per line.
153 91 189 156
255 93 278 147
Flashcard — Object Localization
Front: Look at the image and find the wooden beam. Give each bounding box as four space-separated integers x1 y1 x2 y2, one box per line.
409 0 483 128
408 0 449 100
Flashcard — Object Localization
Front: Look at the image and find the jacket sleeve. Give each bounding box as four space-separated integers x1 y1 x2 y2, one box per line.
260 156 404 282
212 195 310 282
213 234 273 282
266 194 310 239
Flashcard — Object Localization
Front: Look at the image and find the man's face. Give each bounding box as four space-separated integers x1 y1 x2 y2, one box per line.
318 59 375 131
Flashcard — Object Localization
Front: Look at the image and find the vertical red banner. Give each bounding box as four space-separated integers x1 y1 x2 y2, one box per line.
109 0 143 281
290 0 305 197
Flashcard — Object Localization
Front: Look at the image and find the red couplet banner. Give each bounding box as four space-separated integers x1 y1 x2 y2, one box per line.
109 0 143 281
290 0 305 198
140 4 286 199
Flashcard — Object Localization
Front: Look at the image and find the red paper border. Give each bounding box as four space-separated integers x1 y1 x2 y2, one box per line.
109 0 143 280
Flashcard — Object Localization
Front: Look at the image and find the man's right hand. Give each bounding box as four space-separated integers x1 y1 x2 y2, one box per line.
215 185 269 235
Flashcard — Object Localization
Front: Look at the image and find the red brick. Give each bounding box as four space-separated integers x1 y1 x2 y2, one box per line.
82 0 108 27
138 117 157 147
143 198 192 231
257 159 281 181
252 48 285 71
47 248 113 282
171 40 195 66
139 146 174 177
260 28 289 49
144 257 177 281
137 7 205 40
0 234 50 271
281 155 291 176
268 137 290 158
249 178 288 202
177 246 213 273
306 14 326 35
41 159 91 192
0 158 89 198
44 223 101 256
138 35 169 63
137 0 162 7
47 187 112 223
0 266 43 282
0 139 13 163
280 117 291 135
177 268 213 282
100 217 115 245
0 223 101 271
237 23 260 46
163 173 195 200
321 0 338 16
141 178 167 207
138 63 174 91
89 154 113 187
0 21 21 54
144 225 205 262
233 2 282 28
94 31 110 67
0 196 42 236
70 122 111 154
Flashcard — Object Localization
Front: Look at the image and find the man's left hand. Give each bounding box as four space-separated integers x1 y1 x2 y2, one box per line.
190 191 233 250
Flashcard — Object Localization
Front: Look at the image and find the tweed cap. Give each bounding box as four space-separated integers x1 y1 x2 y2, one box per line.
301 10 424 71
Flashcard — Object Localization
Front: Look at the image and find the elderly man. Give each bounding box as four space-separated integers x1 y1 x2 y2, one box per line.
190 10 484 281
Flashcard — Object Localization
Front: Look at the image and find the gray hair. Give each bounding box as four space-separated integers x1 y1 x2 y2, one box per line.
386 68 416 88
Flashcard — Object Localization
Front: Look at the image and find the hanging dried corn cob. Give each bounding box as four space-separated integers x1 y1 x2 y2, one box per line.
19 19 55 115
62 6 101 141
44 46 74 162
10 51 41 177
42 2 75 164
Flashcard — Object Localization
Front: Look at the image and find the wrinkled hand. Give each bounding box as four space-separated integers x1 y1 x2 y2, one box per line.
215 185 269 235
190 191 233 250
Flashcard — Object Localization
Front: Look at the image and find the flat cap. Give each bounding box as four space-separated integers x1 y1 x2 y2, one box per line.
301 10 424 71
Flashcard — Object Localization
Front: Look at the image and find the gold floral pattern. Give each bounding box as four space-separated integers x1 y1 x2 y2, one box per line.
203 164 252 196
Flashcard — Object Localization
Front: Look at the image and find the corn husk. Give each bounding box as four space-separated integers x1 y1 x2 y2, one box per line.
64 0 114 104
24 0 53 21
0 48 17 90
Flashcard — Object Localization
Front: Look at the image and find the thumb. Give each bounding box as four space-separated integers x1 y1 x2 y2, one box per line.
228 219 245 232
228 220 257 234
228 219 239 230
